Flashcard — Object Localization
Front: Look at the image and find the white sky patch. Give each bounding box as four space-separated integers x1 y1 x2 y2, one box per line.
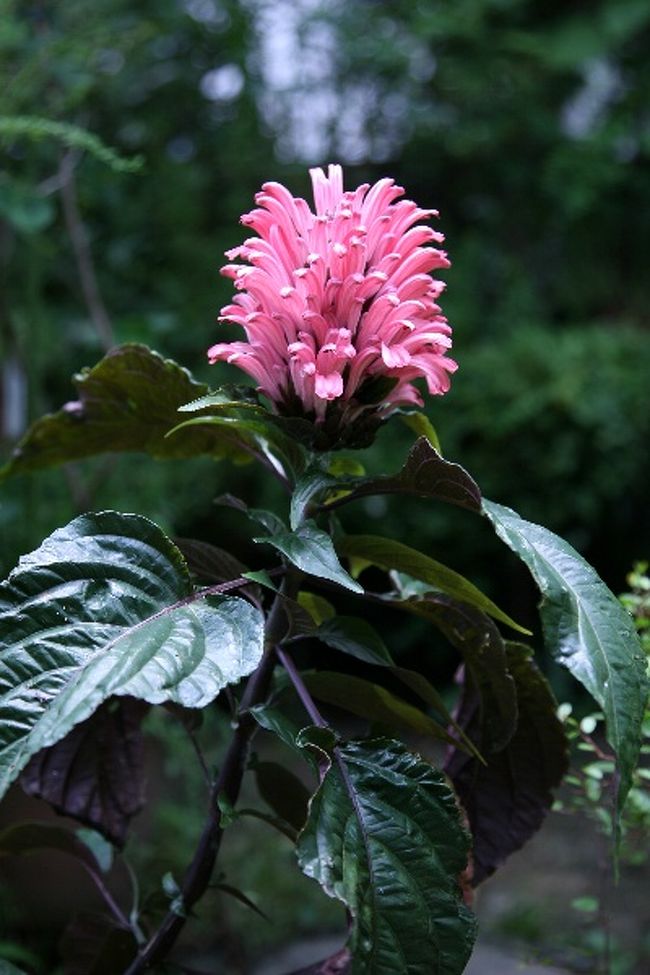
561 58 625 139
245 0 421 163
200 63 245 101
184 0 230 29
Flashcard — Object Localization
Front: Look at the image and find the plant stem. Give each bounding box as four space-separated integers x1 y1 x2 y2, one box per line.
276 646 327 728
124 576 296 973
58 149 115 351
83 863 133 931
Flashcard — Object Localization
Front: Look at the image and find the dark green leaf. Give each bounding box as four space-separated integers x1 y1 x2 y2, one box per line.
483 499 648 809
249 705 304 753
317 617 394 665
254 760 311 831
168 409 307 481
216 494 287 535
338 534 529 632
0 962 30 975
302 672 461 748
383 591 518 752
0 821 103 875
278 595 317 640
297 738 476 974
0 512 265 797
60 911 138 975
315 615 482 760
445 643 568 885
0 345 241 478
324 438 481 513
257 521 363 594
173 538 249 585
298 591 336 625
212 882 270 921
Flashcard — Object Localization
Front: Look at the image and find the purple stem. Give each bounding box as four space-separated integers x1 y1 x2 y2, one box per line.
276 647 327 728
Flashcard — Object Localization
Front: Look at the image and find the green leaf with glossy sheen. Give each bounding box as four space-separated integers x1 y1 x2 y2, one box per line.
0 511 264 798
483 499 648 810
297 738 476 974
291 467 340 530
338 534 529 633
256 521 363 594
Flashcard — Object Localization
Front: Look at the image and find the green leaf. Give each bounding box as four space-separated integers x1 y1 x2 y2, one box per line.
0 511 265 798
483 499 648 810
317 617 394 665
215 494 287 535
0 115 144 173
297 591 336 625
175 390 309 479
254 760 311 831
0 345 237 478
297 738 476 974
338 534 529 633
291 467 340 530
315 612 487 762
398 411 442 453
76 828 114 874
289 440 480 529
249 705 304 754
0 821 104 875
169 410 307 481
256 521 363 594
383 591 518 752
302 672 461 749
324 438 482 514
0 962 30 975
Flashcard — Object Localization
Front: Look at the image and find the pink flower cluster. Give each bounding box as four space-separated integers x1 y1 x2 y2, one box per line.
209 164 456 420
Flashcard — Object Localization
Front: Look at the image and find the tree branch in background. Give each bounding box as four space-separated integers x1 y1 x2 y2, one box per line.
58 150 114 351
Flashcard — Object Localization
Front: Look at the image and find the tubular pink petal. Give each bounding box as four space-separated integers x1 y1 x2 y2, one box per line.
315 371 344 401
